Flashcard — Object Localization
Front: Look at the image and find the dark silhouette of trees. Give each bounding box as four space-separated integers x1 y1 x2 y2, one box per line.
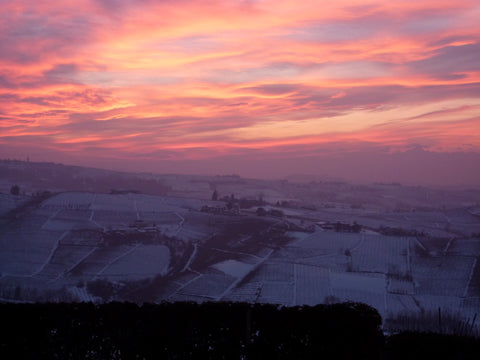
384 332 480 360
86 279 115 301
0 301 385 359
256 207 267 216
2 301 478 359
10 184 20 195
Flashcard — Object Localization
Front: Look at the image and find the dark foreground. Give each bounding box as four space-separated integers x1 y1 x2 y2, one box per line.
1 302 479 359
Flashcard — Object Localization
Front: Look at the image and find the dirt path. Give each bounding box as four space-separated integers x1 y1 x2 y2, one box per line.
181 242 198 272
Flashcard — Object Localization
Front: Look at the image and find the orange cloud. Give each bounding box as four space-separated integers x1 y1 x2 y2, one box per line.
1 0 480 182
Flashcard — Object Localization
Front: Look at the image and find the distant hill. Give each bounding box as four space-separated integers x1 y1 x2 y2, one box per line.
0 159 170 195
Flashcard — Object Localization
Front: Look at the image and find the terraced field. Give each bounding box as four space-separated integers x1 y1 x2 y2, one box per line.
1 189 479 335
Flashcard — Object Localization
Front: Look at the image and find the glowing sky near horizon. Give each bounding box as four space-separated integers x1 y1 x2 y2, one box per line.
1 0 480 178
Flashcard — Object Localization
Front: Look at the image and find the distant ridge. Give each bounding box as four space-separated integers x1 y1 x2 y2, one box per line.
284 174 346 183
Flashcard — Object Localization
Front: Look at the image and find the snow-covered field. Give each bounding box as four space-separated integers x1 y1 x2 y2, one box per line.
0 210 64 276
0 193 29 216
99 245 170 281
449 238 480 256
0 192 181 294
183 227 479 325
1 187 479 334
174 272 235 300
294 264 330 306
351 235 410 274
411 255 474 297
212 259 254 278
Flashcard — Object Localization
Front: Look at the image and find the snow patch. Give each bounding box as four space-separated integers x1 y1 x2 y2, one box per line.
212 260 253 278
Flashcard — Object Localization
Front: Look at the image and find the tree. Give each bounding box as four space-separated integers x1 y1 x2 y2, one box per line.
334 221 341 232
10 184 20 196
258 192 264 204
87 279 115 301
352 221 362 233
256 207 267 216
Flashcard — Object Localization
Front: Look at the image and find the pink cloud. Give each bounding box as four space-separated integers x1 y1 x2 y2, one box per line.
0 0 479 185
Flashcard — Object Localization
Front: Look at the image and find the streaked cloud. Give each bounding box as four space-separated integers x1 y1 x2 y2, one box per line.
1 0 479 184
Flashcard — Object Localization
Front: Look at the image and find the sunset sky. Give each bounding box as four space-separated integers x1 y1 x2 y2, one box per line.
1 0 480 185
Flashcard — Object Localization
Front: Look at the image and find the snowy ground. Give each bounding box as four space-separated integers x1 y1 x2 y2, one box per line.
99 245 170 281
1 188 479 333
0 193 30 217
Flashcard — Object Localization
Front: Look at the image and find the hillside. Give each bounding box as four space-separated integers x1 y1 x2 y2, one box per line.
1 160 480 335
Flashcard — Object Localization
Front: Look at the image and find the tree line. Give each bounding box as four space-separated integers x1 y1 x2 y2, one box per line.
1 301 478 359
